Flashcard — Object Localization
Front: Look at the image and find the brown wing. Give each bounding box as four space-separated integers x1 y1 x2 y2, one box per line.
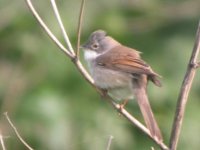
96 45 162 86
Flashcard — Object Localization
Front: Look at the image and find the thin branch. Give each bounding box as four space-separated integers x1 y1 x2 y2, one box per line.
25 0 74 58
106 135 114 150
25 1 169 150
50 0 75 55
4 112 34 150
76 0 85 57
169 22 200 150
0 134 6 150
98 93 169 150
26 0 93 83
111 101 168 150
75 59 94 85
151 147 155 150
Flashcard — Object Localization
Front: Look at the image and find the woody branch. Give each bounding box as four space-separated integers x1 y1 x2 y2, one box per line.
25 0 172 149
169 22 200 150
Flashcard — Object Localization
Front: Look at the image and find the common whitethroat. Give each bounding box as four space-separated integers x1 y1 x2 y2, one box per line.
81 30 163 141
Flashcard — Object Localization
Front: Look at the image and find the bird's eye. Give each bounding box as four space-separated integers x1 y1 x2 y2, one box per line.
92 43 99 49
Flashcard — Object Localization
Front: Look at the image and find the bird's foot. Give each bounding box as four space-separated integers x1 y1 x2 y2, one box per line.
119 99 129 110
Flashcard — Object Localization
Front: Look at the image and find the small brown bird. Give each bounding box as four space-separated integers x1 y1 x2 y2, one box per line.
82 30 163 141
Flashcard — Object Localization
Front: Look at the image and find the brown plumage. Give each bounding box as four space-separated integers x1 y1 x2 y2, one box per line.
82 30 163 141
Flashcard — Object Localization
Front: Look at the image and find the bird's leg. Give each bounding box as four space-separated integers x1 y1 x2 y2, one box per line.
100 89 108 99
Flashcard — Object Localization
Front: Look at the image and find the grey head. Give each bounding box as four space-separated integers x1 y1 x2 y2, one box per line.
82 30 120 54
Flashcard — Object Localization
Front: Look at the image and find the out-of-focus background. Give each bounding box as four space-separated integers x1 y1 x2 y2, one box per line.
0 0 200 150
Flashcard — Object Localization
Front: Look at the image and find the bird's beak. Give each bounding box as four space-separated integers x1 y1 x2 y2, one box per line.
80 45 85 49
80 42 88 50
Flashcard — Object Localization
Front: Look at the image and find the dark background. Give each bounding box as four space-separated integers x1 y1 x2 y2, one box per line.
0 0 200 149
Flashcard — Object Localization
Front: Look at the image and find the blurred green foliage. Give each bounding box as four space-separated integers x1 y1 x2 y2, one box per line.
0 0 200 150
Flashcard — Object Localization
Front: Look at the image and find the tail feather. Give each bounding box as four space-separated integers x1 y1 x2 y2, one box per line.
132 76 163 141
149 75 162 87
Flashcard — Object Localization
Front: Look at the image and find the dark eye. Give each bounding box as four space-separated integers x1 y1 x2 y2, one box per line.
91 43 99 49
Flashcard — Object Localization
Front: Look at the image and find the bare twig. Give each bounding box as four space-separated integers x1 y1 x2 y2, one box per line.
169 22 200 150
151 147 155 150
25 1 169 149
76 0 85 57
110 100 168 150
25 0 74 58
75 59 94 84
106 135 114 150
0 133 6 150
4 112 34 150
26 0 94 84
50 0 75 55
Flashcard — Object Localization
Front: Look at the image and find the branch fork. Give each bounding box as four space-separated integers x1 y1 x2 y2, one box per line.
190 62 200 69
23 1 200 150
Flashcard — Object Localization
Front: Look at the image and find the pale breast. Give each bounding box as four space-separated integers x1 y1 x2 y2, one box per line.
85 54 134 101
92 64 132 88
91 66 133 101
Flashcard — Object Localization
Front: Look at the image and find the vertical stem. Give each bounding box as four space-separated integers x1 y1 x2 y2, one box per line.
26 0 73 58
106 135 114 150
169 22 200 150
76 0 85 58
50 0 75 55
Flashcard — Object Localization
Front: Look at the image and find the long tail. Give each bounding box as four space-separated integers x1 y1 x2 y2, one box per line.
132 76 163 141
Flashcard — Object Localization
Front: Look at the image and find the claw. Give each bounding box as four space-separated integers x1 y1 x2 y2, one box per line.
119 99 129 110
100 89 108 99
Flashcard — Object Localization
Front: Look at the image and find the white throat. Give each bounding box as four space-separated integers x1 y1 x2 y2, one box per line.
84 50 100 60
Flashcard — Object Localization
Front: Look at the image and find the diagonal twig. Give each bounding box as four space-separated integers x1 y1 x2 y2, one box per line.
0 133 6 150
4 112 34 150
25 1 169 149
76 0 85 58
50 0 75 55
169 22 200 150
25 0 74 58
106 135 114 150
111 101 168 150
26 0 94 84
